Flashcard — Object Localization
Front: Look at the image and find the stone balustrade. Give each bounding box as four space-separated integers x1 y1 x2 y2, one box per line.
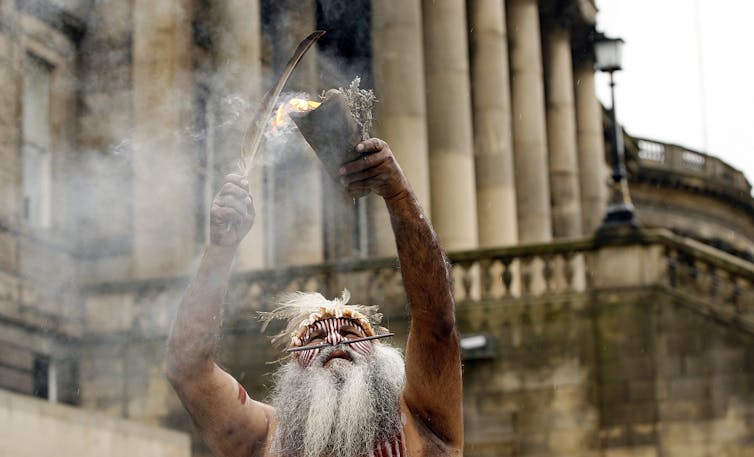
66 229 754 434
80 228 754 340
630 136 751 194
663 233 754 334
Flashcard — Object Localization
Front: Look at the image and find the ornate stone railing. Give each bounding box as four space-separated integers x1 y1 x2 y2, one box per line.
82 228 754 338
449 240 591 303
663 234 754 333
629 136 752 194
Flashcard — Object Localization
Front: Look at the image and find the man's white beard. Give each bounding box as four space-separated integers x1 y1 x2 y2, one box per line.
270 344 406 457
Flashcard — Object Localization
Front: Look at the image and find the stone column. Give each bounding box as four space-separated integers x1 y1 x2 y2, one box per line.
469 0 518 248
71 0 135 282
574 58 608 233
0 4 21 276
269 0 324 267
422 0 478 251
507 0 552 243
0 3 21 227
370 0 430 256
544 26 583 238
132 0 196 278
212 0 264 270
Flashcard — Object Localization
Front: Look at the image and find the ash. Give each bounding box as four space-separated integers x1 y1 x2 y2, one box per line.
325 77 377 141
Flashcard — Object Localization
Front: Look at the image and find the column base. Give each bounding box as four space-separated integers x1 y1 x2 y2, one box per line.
597 179 639 234
599 203 638 229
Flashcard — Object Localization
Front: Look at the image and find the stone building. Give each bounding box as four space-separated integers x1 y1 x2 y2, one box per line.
1 0 754 456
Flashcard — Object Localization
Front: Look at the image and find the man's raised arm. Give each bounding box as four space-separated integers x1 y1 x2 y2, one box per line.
340 139 464 451
165 174 274 457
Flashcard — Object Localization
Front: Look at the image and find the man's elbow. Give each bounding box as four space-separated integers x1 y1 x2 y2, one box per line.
411 298 457 337
418 310 457 342
437 312 457 340
164 347 212 388
164 350 186 387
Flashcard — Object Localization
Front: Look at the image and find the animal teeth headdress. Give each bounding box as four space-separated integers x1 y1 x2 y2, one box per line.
258 289 389 350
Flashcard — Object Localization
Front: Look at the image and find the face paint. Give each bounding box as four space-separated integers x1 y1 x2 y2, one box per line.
296 317 374 367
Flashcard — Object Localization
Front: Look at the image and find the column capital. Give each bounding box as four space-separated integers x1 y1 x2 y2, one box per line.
540 0 597 30
570 26 598 67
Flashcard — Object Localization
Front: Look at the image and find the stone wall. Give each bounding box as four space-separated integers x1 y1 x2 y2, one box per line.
73 231 754 456
596 290 754 457
632 183 754 255
460 288 754 457
459 294 599 456
0 389 190 457
0 2 82 398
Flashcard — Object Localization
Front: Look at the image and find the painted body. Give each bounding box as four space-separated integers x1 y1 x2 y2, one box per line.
166 139 463 456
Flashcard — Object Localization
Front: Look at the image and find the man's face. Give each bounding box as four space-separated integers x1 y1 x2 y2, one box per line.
295 317 374 368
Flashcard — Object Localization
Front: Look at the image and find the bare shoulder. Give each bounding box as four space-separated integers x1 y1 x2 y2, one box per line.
400 400 464 457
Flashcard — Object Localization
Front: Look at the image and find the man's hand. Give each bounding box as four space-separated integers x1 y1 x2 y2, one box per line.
339 138 411 201
210 174 255 247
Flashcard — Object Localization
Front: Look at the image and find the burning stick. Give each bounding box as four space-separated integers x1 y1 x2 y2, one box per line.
239 31 325 177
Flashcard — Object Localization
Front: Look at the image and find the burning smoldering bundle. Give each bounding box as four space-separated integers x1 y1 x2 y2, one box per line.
286 78 377 198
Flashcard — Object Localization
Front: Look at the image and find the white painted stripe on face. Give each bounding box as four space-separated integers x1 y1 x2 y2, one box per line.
296 317 374 367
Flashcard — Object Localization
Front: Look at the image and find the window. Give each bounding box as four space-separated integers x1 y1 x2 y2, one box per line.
32 354 77 404
32 354 51 400
22 53 53 228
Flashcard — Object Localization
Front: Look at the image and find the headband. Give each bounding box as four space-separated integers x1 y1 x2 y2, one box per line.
257 289 389 351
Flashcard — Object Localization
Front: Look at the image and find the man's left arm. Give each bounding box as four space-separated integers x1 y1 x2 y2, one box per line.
340 139 463 449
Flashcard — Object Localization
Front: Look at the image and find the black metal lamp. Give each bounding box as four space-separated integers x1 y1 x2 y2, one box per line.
594 34 637 229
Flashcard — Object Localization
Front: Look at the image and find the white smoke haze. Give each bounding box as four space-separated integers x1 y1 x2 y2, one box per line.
270 344 405 457
4 0 379 445
256 91 321 167
1 0 379 330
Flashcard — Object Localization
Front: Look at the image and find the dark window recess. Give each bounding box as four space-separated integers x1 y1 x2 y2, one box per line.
33 355 50 399
315 0 373 87
195 83 210 246
315 0 373 258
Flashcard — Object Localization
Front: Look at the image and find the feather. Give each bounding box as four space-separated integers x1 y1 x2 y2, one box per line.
239 31 325 175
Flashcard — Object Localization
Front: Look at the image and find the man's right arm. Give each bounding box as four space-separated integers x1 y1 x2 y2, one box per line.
339 140 464 451
165 174 274 457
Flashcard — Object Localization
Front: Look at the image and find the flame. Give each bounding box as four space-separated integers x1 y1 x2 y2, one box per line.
272 98 321 130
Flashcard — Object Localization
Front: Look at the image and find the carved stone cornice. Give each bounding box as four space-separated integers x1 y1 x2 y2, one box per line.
623 135 754 219
16 0 86 44
540 0 597 29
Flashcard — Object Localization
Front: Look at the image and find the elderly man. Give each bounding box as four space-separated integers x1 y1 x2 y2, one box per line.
166 139 463 456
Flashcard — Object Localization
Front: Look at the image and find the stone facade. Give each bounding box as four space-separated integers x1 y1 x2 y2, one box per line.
626 136 754 255
1 1 754 456
76 229 754 456
0 389 190 457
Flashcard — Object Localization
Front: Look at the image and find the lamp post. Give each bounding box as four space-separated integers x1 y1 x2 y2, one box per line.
594 34 637 230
